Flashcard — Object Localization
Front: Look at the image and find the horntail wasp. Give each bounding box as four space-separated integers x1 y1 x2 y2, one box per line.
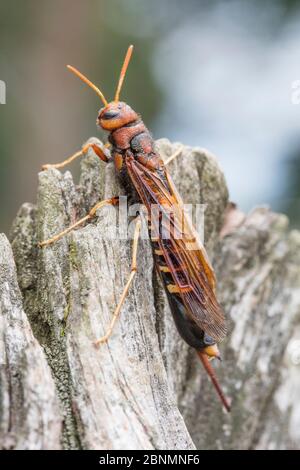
40 45 231 412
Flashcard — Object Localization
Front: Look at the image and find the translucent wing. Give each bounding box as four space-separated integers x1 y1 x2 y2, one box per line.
125 153 227 342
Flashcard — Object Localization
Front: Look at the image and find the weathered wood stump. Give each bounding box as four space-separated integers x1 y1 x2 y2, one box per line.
0 138 299 449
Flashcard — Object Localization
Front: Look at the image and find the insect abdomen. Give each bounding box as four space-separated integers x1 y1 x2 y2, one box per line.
151 241 208 351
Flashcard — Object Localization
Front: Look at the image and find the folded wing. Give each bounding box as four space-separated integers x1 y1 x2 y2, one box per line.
125 153 227 342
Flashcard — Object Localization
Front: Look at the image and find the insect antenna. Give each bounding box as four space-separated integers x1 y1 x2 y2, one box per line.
67 65 108 107
197 351 231 412
114 45 134 102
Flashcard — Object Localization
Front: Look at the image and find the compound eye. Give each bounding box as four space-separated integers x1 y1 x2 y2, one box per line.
102 110 119 120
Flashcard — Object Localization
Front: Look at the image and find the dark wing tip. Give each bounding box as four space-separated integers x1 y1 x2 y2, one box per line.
182 287 228 343
204 319 227 343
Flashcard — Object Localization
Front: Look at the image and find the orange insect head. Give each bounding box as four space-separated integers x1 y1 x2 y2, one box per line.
97 102 138 131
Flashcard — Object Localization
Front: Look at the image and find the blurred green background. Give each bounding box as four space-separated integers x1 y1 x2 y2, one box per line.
1 0 300 234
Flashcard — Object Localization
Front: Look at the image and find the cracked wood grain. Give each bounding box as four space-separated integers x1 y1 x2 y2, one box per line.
0 234 61 449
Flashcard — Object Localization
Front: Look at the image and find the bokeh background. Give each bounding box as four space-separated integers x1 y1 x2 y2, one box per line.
1 0 300 234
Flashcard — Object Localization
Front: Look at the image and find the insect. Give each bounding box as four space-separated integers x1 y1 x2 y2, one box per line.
40 45 230 412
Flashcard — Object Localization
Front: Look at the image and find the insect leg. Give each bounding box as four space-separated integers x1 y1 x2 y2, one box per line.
164 145 184 166
42 142 111 170
94 216 142 346
39 196 119 247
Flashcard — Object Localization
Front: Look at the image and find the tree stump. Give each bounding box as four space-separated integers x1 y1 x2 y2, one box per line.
0 138 299 450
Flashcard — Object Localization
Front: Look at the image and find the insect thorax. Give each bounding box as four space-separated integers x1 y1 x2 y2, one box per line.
108 119 158 202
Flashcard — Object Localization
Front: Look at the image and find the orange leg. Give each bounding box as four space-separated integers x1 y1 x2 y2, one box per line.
39 197 119 247
94 217 142 346
42 142 111 170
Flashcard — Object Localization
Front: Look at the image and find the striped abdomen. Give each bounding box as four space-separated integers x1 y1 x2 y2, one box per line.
151 238 215 352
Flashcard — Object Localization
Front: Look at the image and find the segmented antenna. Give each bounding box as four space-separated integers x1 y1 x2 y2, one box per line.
114 45 134 102
67 65 108 107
